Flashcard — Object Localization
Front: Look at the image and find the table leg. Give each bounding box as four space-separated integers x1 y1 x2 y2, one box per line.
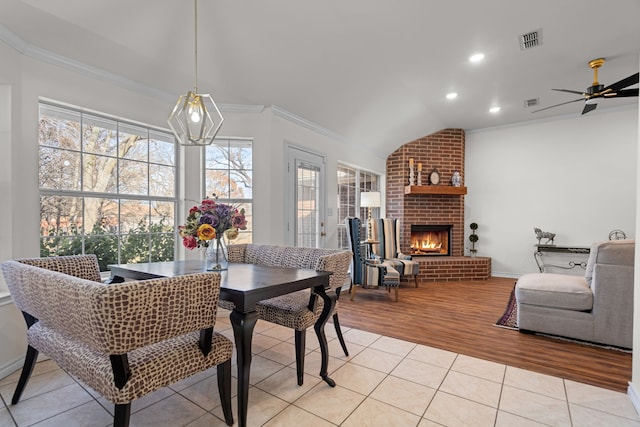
313 285 337 387
229 309 258 427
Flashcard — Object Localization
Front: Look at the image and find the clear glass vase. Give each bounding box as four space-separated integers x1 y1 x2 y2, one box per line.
206 237 228 271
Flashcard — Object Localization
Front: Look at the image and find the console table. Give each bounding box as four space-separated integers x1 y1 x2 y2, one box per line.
534 244 590 275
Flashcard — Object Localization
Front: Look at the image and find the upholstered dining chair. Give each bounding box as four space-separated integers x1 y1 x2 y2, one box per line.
369 218 420 287
1 254 234 427
224 244 352 386
345 217 401 301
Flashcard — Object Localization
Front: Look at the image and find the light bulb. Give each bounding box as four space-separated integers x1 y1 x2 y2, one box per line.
188 97 203 123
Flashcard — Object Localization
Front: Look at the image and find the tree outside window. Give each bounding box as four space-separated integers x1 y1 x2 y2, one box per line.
205 138 253 244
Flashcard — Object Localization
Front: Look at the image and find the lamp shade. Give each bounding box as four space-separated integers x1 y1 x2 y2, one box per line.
360 191 381 208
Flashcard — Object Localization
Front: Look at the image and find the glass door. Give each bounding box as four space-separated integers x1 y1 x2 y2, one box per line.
286 146 326 247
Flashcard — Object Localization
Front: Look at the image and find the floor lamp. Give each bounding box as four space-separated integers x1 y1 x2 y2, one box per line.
360 191 381 242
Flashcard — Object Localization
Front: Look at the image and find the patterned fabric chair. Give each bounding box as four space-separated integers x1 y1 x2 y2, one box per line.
369 218 420 287
224 244 352 386
346 217 401 301
1 254 234 427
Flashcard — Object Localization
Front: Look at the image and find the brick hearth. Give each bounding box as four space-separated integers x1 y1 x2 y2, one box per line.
387 128 490 281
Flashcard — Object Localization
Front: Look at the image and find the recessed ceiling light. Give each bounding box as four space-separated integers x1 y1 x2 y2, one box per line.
446 92 458 100
469 53 485 63
489 106 501 113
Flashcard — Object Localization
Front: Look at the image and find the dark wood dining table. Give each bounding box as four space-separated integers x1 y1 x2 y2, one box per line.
108 260 336 427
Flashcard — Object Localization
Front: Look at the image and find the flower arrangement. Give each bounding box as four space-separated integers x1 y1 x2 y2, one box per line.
178 195 247 250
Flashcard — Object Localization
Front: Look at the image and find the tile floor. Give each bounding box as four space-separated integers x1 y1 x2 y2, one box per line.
1 309 639 427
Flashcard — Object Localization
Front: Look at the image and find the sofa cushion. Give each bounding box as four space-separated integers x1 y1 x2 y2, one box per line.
515 273 593 311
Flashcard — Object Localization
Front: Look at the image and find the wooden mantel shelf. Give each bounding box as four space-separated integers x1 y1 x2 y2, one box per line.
404 185 467 195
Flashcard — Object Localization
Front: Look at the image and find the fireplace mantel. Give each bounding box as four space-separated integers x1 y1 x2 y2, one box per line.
404 185 467 195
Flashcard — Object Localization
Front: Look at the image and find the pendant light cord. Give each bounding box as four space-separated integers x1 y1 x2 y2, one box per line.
194 0 198 92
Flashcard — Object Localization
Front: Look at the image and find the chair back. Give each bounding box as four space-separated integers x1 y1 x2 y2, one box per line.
370 218 402 259
345 217 366 284
1 257 222 354
228 243 351 292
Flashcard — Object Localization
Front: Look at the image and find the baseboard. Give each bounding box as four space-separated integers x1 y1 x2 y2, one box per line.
628 381 640 416
0 356 23 381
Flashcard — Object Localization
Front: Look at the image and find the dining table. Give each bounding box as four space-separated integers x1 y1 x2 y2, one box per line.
108 260 336 427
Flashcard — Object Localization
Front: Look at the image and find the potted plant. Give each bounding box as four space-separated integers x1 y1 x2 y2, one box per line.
469 222 479 256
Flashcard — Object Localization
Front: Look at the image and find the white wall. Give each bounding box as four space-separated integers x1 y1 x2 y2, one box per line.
466 107 638 277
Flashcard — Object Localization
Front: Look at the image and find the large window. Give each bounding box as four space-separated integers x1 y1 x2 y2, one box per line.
337 165 381 249
39 102 177 271
205 138 253 243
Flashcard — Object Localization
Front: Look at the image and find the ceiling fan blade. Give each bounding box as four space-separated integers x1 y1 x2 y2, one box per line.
603 88 639 98
552 88 586 96
532 98 583 113
603 72 639 93
581 102 598 115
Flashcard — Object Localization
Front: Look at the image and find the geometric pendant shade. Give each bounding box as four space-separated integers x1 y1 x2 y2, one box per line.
167 0 223 146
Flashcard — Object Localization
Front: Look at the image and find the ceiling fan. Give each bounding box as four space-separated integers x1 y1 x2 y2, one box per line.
533 58 639 115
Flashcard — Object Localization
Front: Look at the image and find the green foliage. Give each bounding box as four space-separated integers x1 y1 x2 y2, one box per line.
469 222 478 230
40 217 174 272
469 234 479 243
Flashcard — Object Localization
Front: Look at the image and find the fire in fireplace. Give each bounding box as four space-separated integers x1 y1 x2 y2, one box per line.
410 225 452 256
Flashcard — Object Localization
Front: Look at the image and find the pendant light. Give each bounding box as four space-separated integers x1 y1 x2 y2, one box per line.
167 0 223 146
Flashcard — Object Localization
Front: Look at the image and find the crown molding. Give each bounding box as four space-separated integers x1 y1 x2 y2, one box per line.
0 24 347 142
220 104 265 114
271 105 348 144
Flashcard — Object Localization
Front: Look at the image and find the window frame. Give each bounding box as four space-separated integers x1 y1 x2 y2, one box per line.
337 164 381 250
203 137 253 244
38 100 179 270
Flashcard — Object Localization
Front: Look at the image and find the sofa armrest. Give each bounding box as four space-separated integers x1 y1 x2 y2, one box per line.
591 263 634 347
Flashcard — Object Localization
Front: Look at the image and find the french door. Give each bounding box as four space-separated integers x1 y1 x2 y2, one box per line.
286 146 326 248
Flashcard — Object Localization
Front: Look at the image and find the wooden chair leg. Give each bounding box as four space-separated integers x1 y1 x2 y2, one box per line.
350 284 357 301
11 345 39 404
217 360 234 426
114 403 131 427
394 287 399 302
332 313 349 356
294 329 306 385
414 275 419 287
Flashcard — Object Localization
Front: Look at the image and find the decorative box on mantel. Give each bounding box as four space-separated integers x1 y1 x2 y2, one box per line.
404 185 467 195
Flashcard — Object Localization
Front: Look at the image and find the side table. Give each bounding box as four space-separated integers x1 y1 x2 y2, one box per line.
534 244 590 275
362 240 379 259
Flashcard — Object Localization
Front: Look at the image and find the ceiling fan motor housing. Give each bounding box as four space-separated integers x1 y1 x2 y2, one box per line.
586 84 604 96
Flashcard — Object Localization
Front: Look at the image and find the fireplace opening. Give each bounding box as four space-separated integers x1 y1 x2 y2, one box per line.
410 225 452 256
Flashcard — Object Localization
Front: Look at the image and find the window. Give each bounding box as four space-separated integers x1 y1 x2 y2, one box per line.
337 165 381 249
39 102 177 271
205 138 253 243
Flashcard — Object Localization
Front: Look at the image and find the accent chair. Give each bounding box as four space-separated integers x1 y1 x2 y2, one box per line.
346 217 401 301
369 218 420 287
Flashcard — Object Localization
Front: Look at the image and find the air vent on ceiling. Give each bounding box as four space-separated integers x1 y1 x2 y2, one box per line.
519 29 543 50
524 98 539 108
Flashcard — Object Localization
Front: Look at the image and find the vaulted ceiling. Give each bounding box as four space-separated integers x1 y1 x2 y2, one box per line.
1 0 639 157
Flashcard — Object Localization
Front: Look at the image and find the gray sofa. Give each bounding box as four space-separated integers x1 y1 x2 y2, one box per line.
515 239 634 348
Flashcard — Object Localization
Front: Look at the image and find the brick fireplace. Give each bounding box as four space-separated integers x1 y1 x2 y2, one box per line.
386 128 490 281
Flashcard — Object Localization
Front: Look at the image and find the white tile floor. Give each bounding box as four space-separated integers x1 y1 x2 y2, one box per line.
1 309 639 427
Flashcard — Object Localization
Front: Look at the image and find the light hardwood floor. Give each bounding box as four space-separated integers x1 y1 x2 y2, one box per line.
337 276 632 393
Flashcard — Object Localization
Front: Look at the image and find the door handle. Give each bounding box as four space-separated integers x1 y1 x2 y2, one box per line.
321 232 326 236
